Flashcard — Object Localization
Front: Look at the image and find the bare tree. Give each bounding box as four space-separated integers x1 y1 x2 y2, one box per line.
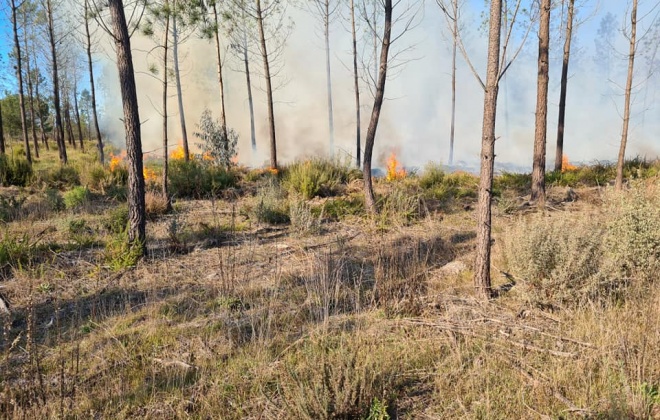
531 0 551 206
350 0 361 167
554 0 575 172
84 0 104 163
45 0 67 164
616 0 638 191
10 0 32 164
0 102 5 155
308 0 339 154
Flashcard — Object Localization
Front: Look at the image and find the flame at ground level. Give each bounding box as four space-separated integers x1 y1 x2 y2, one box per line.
562 155 577 172
386 153 407 181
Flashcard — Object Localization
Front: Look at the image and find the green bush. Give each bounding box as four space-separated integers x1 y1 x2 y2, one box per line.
45 189 65 212
289 200 322 234
418 163 446 189
0 231 33 267
0 195 25 222
0 155 33 187
494 172 531 195
103 205 129 235
168 159 236 198
63 186 90 210
104 234 143 271
283 157 361 199
249 179 289 224
80 163 110 191
33 165 81 189
323 195 365 220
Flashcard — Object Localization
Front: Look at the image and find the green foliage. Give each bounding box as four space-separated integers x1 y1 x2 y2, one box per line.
289 200 322 235
80 163 110 191
104 234 143 271
418 163 446 189
377 186 423 228
103 205 129 235
0 231 33 267
0 194 25 222
63 186 90 210
33 165 81 189
194 108 239 168
0 155 33 187
419 167 478 203
493 172 531 195
365 398 390 420
67 219 97 248
249 179 289 225
168 159 236 199
283 157 361 199
44 189 65 212
323 194 365 220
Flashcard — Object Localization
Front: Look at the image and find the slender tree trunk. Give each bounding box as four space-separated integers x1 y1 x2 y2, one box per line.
531 0 551 207
73 79 84 151
162 6 172 210
449 0 458 165
474 0 502 300
34 69 49 151
350 0 361 168
555 0 575 172
372 1 378 86
25 50 40 159
172 1 190 162
108 0 146 251
323 0 335 155
616 0 637 191
0 103 5 155
256 0 277 169
242 9 257 154
362 0 392 214
85 0 103 164
212 3 229 153
46 0 67 164
64 100 76 149
11 0 32 164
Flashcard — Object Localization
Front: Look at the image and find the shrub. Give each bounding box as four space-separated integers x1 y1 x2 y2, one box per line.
63 186 90 210
0 195 25 222
289 200 322 235
0 155 33 187
249 179 289 224
0 231 33 267
283 157 361 199
104 234 143 271
418 163 446 189
502 213 607 306
494 172 531 194
145 190 170 218
168 159 236 199
323 194 365 220
33 165 81 189
80 163 110 191
67 219 97 248
603 183 660 283
103 205 129 235
420 170 478 203
194 108 239 168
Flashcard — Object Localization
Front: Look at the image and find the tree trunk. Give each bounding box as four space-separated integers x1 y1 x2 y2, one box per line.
324 0 335 155
64 100 76 149
531 0 551 207
162 5 172 210
212 3 229 156
616 0 637 191
73 78 84 151
34 71 49 151
362 0 392 214
46 0 67 164
449 0 458 165
242 8 257 154
26 51 40 159
85 0 103 164
11 0 32 165
555 0 574 172
473 0 502 300
350 0 361 168
172 1 190 162
108 0 146 251
0 103 5 155
256 0 277 169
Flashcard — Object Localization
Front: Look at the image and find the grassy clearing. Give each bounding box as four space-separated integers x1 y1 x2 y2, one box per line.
0 150 659 418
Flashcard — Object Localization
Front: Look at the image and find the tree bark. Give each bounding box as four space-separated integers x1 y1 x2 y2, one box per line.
362 0 392 214
449 0 458 165
531 0 551 207
256 0 277 169
11 0 32 164
350 0 361 168
0 103 5 155
616 0 637 191
33 58 49 151
211 2 229 156
64 99 76 149
108 0 146 251
25 43 40 159
323 0 335 155
242 6 257 154
73 77 84 151
473 0 502 300
172 0 190 162
162 5 172 210
46 0 67 164
84 0 103 164
555 0 574 172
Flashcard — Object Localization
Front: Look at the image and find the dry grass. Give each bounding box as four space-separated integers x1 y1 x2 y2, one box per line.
0 170 659 419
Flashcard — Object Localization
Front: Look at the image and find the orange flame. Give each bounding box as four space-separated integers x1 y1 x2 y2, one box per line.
561 155 577 172
143 167 159 183
170 144 187 160
109 151 127 172
385 153 406 181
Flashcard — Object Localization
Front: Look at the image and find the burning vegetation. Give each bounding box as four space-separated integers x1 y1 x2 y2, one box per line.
561 155 577 172
385 152 407 182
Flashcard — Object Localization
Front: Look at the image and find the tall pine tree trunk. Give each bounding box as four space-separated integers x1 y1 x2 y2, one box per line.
323 0 335 155
108 0 146 251
73 78 84 151
242 7 257 153
0 103 5 155
212 3 229 150
531 0 551 207
449 0 458 165
473 0 502 300
350 0 361 168
172 0 190 162
616 0 637 191
256 0 277 169
46 0 67 164
24 24 39 159
162 5 172 210
362 0 392 214
555 0 574 172
11 0 32 164
85 0 103 164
